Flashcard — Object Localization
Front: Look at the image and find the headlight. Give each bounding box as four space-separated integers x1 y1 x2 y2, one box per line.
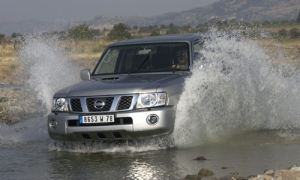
137 92 166 108
52 98 69 112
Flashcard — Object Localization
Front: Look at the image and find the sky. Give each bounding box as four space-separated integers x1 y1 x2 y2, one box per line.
0 0 218 22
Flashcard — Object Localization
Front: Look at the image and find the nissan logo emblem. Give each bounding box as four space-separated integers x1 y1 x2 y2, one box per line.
94 100 105 109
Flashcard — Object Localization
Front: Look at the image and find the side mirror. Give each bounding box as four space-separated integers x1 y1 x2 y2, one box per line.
80 69 91 81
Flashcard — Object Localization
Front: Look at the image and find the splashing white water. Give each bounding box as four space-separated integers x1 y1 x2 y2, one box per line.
48 136 172 153
173 32 300 148
0 36 81 147
19 36 81 111
0 117 48 147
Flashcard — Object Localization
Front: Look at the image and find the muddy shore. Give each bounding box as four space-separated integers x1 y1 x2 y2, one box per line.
0 86 44 124
183 164 300 179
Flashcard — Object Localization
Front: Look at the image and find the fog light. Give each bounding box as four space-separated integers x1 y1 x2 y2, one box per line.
146 114 159 125
49 119 57 129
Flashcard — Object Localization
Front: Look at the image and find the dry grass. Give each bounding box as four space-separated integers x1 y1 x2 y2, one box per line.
276 39 300 49
257 38 300 50
0 57 25 84
0 41 19 57
255 38 300 66
63 40 112 57
61 40 113 69
0 44 25 84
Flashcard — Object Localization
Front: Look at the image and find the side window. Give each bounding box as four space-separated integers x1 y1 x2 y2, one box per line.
193 42 202 60
95 49 119 74
173 45 189 70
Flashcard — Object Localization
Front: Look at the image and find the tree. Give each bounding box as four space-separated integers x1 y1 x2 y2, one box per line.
182 25 192 32
12 32 17 38
168 23 175 29
278 28 287 37
133 25 138 30
297 11 300 23
166 23 180 34
0 33 4 42
108 23 131 40
91 29 100 36
68 24 94 40
10 33 24 44
160 24 166 29
289 28 300 39
150 31 160 36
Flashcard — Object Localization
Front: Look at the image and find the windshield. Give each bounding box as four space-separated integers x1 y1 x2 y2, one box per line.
93 43 189 75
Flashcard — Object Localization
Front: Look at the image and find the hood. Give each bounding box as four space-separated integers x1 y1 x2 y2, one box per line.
54 73 185 97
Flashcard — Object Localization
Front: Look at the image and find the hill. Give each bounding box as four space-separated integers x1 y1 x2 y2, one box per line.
1 0 300 36
76 0 300 30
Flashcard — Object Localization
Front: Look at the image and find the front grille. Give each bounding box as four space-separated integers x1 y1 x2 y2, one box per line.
69 94 138 113
117 96 133 110
70 99 82 112
86 97 113 112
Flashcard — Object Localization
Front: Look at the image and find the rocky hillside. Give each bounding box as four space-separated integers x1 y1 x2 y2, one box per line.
75 0 300 30
1 0 299 35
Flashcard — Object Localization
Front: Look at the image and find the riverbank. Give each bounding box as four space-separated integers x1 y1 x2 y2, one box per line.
184 165 300 180
0 86 44 124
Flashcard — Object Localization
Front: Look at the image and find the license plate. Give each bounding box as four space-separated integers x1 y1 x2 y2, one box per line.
79 115 115 124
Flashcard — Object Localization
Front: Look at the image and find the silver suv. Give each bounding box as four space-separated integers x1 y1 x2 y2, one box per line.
48 34 203 141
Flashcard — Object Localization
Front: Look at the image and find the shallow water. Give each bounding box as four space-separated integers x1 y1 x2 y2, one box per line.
0 84 24 88
1 127 300 179
2 32 300 179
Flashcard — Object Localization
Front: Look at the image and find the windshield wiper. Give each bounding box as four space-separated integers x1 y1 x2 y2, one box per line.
128 51 152 74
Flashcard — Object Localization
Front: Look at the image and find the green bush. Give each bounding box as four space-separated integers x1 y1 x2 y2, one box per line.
108 23 131 40
68 24 94 40
289 28 300 39
150 31 160 36
278 28 288 37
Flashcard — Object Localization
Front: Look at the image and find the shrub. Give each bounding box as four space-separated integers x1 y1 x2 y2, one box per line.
278 28 288 37
108 23 131 40
289 28 300 39
68 24 94 40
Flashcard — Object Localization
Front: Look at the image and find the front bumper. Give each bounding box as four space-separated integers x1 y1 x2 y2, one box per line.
47 107 175 141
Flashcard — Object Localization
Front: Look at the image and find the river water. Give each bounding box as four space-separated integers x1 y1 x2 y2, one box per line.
1 126 300 179
1 32 300 179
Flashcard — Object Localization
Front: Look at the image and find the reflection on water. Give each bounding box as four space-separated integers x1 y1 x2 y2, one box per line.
46 147 181 179
44 134 300 179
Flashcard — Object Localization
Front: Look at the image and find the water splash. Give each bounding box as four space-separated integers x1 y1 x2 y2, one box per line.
0 36 80 147
0 117 48 148
173 31 300 148
19 36 81 112
48 137 172 153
